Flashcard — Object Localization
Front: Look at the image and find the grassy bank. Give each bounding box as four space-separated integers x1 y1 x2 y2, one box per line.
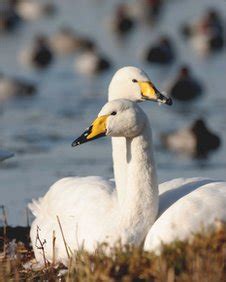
0 223 225 281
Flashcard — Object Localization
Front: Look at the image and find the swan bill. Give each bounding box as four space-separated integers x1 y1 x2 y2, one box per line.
72 115 108 147
138 81 172 105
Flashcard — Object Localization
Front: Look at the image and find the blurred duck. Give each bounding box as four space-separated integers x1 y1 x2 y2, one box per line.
0 73 36 101
181 9 224 55
0 150 14 162
124 0 163 24
112 4 135 36
74 41 111 76
144 36 175 65
50 27 77 55
144 0 163 22
19 35 54 69
16 0 56 21
167 66 203 101
0 1 21 33
161 118 221 158
50 27 84 56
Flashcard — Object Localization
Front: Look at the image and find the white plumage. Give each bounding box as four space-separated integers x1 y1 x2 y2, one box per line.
30 99 159 265
29 67 226 266
29 176 117 264
144 177 226 253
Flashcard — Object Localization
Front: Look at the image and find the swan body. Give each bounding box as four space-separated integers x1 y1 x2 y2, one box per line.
144 177 226 253
30 176 116 263
30 99 159 265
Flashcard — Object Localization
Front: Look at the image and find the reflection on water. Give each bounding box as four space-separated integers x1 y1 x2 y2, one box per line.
0 0 225 225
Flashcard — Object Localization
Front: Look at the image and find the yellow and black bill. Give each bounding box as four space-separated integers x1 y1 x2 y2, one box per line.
72 115 108 147
135 80 172 105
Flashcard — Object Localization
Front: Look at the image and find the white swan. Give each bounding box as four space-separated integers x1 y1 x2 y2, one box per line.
107 69 226 254
30 99 159 265
144 176 226 253
29 66 226 266
108 66 172 205
30 98 226 266
30 67 169 265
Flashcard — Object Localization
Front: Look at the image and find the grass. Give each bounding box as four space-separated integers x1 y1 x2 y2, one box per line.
0 223 226 281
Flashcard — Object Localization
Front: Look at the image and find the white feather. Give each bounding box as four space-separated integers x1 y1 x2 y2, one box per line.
29 67 226 267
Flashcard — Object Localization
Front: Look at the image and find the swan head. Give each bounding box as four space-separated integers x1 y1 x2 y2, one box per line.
72 99 146 146
108 66 172 105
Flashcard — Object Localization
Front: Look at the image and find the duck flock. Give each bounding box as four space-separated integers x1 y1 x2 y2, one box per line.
0 0 226 265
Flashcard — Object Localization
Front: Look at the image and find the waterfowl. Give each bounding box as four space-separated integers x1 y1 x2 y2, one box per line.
144 176 226 253
167 65 203 101
144 36 175 65
108 67 171 198
181 8 224 56
30 99 226 265
29 67 226 265
161 118 221 158
144 0 163 23
0 150 14 162
0 73 36 101
16 0 56 21
50 27 87 56
19 35 54 69
112 4 135 36
0 1 21 33
74 41 111 76
29 67 171 265
29 99 159 265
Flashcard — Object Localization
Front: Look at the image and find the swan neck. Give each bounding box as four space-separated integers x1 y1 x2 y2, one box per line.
112 137 127 205
118 121 159 245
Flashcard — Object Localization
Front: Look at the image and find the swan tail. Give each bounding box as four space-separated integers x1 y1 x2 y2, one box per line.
28 198 43 217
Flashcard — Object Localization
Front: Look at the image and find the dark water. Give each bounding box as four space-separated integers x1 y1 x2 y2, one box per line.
0 0 226 225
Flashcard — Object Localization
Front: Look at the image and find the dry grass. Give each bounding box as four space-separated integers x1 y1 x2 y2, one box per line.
0 223 226 281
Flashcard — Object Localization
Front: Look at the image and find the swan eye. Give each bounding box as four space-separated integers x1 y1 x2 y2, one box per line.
132 79 138 83
111 111 117 116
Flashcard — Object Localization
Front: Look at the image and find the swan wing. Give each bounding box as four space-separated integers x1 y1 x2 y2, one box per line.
158 177 220 215
144 179 226 253
29 176 116 264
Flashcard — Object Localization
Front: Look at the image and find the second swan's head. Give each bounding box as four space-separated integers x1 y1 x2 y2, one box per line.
108 66 172 105
72 99 146 146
